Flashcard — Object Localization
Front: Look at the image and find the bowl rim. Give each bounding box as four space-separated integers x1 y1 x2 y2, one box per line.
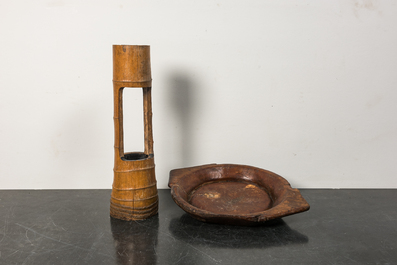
168 163 310 225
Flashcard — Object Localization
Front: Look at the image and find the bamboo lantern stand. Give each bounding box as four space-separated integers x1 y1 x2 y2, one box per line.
110 45 158 220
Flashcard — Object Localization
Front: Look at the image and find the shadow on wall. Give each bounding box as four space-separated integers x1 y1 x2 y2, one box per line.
166 72 198 167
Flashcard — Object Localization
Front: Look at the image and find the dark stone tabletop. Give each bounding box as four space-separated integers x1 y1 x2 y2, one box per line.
0 189 396 264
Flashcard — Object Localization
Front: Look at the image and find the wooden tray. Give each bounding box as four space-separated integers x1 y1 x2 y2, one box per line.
168 164 310 226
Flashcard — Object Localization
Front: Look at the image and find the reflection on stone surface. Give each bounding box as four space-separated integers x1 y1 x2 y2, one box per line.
110 216 159 265
0 190 395 264
169 214 308 249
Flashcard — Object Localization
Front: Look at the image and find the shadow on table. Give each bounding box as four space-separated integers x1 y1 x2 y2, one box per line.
169 214 308 249
110 216 159 265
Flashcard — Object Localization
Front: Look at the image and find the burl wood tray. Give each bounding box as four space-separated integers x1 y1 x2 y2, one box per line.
168 164 310 226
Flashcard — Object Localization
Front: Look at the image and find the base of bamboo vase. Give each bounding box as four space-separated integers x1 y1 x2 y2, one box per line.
110 152 158 221
110 200 158 221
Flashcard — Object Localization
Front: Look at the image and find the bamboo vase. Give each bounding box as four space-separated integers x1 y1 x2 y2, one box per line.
110 45 158 220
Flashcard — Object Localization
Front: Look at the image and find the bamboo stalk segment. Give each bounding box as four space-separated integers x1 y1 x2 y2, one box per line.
110 45 158 220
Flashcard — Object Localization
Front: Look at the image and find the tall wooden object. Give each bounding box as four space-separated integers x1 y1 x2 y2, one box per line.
110 45 158 220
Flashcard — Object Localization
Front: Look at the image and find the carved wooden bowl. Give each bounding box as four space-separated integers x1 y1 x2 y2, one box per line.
168 164 310 226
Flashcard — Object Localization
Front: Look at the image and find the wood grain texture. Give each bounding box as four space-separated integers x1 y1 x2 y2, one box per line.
169 164 310 226
110 45 158 220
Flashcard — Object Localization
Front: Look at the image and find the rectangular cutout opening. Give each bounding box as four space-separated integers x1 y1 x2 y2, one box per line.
122 87 144 154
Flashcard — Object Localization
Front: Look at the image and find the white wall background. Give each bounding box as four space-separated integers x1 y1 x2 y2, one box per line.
1 0 396 189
